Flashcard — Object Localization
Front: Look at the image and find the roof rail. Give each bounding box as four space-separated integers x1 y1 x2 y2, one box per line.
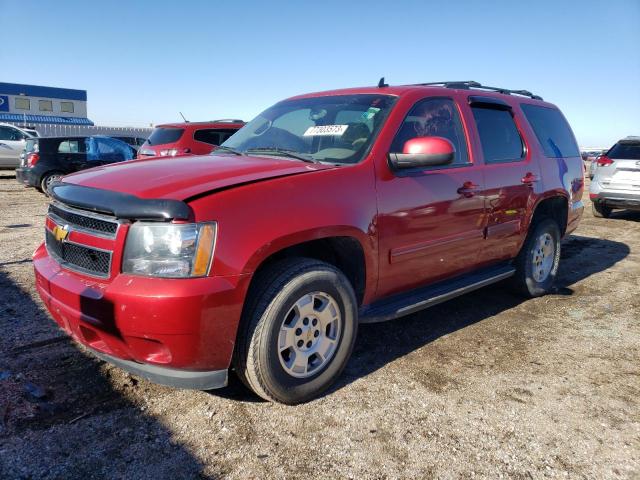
210 118 244 123
410 81 543 100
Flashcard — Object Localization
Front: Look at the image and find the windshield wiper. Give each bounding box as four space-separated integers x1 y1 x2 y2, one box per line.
214 145 244 156
245 147 317 163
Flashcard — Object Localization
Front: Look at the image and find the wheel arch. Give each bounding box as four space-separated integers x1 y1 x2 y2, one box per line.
243 229 373 307
529 193 569 237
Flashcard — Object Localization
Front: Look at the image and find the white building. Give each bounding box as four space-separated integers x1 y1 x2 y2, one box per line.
0 82 93 126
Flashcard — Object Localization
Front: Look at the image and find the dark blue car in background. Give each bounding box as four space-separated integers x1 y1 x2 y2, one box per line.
15 135 137 195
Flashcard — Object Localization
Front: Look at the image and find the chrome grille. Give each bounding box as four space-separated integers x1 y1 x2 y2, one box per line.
48 203 119 237
45 230 112 277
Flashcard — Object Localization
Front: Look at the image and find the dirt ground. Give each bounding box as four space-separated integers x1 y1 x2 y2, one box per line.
0 173 638 479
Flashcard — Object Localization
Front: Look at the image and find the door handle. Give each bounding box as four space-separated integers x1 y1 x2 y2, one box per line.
457 181 480 198
521 172 539 185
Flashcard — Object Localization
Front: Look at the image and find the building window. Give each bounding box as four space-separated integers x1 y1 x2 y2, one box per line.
39 100 53 112
15 97 30 110
60 101 74 113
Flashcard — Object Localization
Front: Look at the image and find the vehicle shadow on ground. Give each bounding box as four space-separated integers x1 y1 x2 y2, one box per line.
0 268 206 479
607 210 640 223
326 234 630 395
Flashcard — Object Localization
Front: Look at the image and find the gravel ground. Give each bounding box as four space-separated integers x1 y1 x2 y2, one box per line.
0 173 638 479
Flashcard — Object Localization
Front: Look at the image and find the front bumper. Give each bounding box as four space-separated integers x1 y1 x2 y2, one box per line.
33 242 251 389
93 351 228 390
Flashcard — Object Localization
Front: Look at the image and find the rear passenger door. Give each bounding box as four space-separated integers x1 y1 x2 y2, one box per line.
469 97 541 264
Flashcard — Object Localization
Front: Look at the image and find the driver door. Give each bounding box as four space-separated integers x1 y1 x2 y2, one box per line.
375 97 486 298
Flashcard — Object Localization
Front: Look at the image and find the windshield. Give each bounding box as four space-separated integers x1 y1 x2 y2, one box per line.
221 94 396 164
146 127 184 146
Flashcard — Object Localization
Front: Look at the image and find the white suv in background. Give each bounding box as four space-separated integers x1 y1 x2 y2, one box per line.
0 123 38 168
590 136 640 218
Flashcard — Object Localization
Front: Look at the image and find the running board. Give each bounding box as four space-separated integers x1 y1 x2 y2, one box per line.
359 264 515 324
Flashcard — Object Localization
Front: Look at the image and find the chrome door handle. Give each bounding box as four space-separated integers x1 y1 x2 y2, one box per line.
457 181 480 198
521 173 539 185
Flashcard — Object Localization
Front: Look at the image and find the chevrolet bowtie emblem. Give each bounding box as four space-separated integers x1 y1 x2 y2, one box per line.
53 224 70 242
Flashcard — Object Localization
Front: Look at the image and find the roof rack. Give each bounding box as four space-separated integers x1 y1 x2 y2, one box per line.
409 80 543 100
210 119 244 123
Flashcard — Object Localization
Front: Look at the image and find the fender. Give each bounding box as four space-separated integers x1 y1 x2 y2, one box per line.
186 163 380 302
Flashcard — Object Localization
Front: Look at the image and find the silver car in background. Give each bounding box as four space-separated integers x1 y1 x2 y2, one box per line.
0 123 38 168
590 136 640 218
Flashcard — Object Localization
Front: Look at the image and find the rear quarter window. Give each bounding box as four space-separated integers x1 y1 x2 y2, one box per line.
193 128 239 146
521 104 579 158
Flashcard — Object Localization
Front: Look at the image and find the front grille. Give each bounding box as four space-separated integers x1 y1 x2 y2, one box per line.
46 230 111 277
49 204 118 236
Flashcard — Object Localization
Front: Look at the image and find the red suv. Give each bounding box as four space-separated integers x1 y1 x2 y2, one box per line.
137 119 244 158
34 81 584 404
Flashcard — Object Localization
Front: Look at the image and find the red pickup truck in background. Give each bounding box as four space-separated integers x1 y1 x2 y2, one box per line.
34 80 584 404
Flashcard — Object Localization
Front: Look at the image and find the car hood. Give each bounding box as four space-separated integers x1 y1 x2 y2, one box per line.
62 154 335 200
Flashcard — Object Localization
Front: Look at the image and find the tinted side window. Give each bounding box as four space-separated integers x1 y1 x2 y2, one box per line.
195 129 242 145
471 107 524 163
390 98 469 167
194 129 222 145
521 104 579 158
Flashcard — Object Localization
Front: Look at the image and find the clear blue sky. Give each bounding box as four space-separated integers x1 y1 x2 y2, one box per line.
1 0 638 147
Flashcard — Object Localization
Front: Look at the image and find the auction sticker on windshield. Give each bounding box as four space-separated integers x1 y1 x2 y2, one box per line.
304 125 349 136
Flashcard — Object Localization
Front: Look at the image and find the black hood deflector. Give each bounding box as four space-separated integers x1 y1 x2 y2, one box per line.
50 182 192 221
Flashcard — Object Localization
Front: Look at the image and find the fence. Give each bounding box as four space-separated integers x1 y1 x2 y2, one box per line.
4 121 153 139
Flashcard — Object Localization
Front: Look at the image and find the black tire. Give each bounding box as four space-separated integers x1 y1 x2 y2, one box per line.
591 201 612 218
40 172 63 197
511 218 561 298
233 258 358 404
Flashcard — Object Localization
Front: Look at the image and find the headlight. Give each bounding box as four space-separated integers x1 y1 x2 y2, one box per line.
123 222 217 278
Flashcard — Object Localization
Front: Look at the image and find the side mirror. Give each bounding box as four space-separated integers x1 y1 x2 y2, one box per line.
388 136 455 170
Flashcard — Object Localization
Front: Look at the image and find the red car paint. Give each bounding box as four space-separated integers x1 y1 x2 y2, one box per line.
137 120 244 158
33 84 584 385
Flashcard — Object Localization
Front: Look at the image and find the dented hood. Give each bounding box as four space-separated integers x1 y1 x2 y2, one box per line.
62 154 335 201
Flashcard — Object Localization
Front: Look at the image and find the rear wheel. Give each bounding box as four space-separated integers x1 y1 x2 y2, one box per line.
591 201 612 218
511 218 561 297
40 172 63 196
233 258 358 404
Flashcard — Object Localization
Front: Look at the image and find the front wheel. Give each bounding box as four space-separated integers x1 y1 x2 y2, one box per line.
233 258 358 404
511 218 561 298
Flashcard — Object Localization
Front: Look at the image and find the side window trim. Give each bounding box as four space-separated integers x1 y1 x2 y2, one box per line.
389 96 472 172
